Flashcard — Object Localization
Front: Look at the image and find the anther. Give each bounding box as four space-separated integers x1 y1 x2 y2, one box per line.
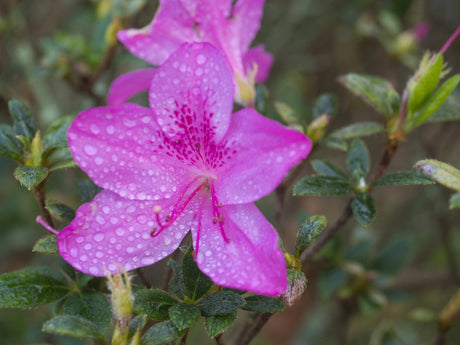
219 216 225 223
218 202 222 207
165 215 171 222
150 228 158 237
212 217 218 224
153 205 162 214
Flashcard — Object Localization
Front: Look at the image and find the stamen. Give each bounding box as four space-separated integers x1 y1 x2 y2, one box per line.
194 194 206 257
440 25 460 54
150 228 158 237
36 216 59 235
209 181 231 243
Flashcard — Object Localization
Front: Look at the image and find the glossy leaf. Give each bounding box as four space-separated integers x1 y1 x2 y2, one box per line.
77 179 103 203
46 203 76 221
205 311 237 338
340 74 399 117
133 289 178 321
140 320 184 345
427 94 460 123
330 122 384 139
128 314 147 339
167 259 185 299
8 100 37 143
295 215 327 258
198 291 246 316
43 116 73 152
450 193 460 209
14 166 48 190
168 303 201 331
242 295 285 313
59 292 112 333
311 160 349 180
347 139 370 180
352 193 376 226
0 124 23 161
42 315 107 344
321 137 348 151
182 247 213 301
0 267 69 308
313 93 337 118
294 176 353 196
371 171 434 186
414 159 460 192
33 235 58 254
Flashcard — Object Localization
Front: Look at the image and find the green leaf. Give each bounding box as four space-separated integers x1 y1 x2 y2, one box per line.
140 320 184 345
46 203 76 221
8 100 37 142
414 159 460 192
318 267 347 297
0 124 23 161
46 148 77 172
0 267 69 308
352 193 376 226
427 94 460 123
128 314 147 339
408 53 444 115
59 292 112 333
371 171 435 186
414 74 460 126
330 122 384 139
167 259 185 299
321 137 348 151
295 215 327 257
313 93 337 118
133 289 178 321
198 291 246 316
14 166 48 190
168 303 201 331
205 311 237 338
373 237 410 275
347 139 370 180
43 116 73 152
182 247 213 301
77 179 103 203
339 74 400 117
449 193 460 209
242 295 285 313
33 235 58 254
294 176 353 196
311 160 349 179
42 315 107 344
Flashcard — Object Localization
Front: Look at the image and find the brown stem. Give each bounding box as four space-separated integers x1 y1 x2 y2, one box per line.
215 333 226 345
33 181 54 228
179 328 189 345
136 268 151 288
230 313 272 345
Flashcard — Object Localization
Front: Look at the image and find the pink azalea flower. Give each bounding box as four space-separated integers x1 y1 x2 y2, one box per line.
108 0 272 106
58 42 311 295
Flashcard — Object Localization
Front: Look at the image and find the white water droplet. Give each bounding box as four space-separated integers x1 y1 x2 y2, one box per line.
84 144 97 156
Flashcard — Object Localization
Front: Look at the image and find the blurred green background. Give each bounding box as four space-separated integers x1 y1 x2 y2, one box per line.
1 0 460 344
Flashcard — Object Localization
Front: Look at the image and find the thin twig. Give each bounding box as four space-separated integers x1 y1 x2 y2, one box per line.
215 333 226 345
230 313 272 345
179 328 189 345
137 268 151 288
33 181 54 228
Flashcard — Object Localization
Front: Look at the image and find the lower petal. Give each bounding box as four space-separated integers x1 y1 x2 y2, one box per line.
107 68 156 106
242 45 273 83
190 199 287 296
58 190 191 276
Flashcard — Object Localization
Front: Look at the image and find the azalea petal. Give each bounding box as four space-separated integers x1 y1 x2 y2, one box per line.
191 198 287 295
68 103 196 201
243 45 273 83
117 0 197 66
58 190 191 276
149 42 234 142
232 0 265 52
107 68 156 106
214 108 312 204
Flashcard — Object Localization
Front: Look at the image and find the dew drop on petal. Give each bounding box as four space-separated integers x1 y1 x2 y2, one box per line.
84 243 92 250
76 236 84 243
141 257 155 265
196 54 206 64
70 248 78 257
89 266 99 275
93 233 105 242
84 144 97 156
96 251 103 258
106 125 115 134
115 228 125 236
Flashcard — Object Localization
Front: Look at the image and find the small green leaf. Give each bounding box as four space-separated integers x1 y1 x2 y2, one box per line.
14 166 48 190
33 235 58 254
373 237 410 275
313 93 337 118
330 122 384 139
0 124 23 161
295 215 327 257
205 311 237 338
45 147 76 172
339 74 400 117
414 159 460 192
140 320 184 345
311 160 349 179
59 292 112 333
352 193 376 226
242 295 285 313
414 74 460 126
168 303 200 331
449 193 460 209
427 94 460 123
321 137 348 151
43 116 73 152
77 179 103 203
347 139 370 180
134 289 178 321
182 247 213 301
294 176 353 196
198 291 246 316
129 314 147 339
46 203 76 221
0 267 69 308
167 259 185 299
42 315 107 344
371 171 435 186
8 100 37 142
408 53 444 115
